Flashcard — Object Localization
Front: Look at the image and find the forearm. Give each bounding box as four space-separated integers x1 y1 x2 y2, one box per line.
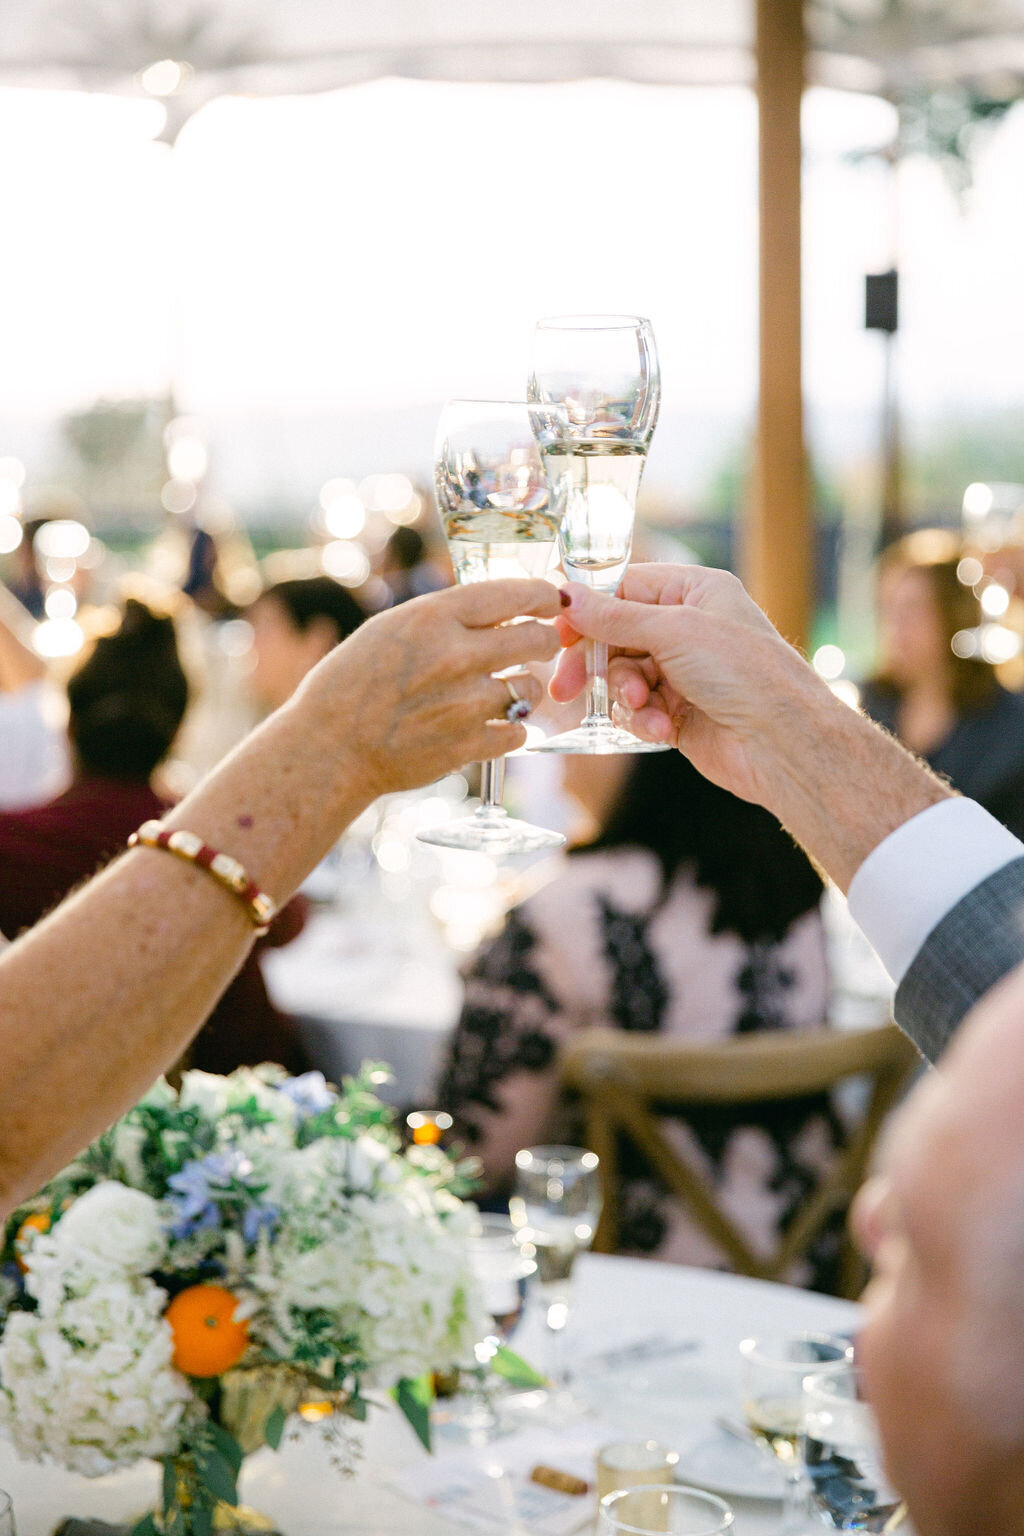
0 691 375 1212
750 666 954 893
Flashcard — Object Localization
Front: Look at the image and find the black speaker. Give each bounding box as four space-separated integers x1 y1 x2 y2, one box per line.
865 270 899 333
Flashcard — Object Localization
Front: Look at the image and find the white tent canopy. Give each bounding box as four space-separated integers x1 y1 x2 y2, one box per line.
2 0 1024 111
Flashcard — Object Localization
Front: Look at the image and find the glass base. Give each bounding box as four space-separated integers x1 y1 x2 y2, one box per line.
417 808 565 854
529 718 672 755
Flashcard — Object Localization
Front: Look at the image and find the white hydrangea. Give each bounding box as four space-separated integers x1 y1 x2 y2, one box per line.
0 1271 189 1476
250 1170 489 1387
44 1182 166 1279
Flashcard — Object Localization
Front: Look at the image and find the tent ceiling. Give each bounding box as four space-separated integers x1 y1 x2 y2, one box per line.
1 0 1024 108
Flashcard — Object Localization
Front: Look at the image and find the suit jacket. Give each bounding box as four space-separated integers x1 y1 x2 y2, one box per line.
895 857 1024 1061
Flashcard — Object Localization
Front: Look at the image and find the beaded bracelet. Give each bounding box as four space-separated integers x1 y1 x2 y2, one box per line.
127 820 278 934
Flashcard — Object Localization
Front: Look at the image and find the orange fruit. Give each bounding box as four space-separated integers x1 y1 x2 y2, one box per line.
14 1212 51 1273
165 1284 249 1377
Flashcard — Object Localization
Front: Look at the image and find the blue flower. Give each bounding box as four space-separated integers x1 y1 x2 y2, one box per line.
242 1205 279 1245
276 1072 335 1118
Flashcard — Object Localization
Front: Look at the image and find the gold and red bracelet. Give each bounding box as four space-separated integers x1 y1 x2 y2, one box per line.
127 820 278 934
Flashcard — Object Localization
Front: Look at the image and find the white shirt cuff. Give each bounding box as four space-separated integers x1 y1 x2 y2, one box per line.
847 799 1024 985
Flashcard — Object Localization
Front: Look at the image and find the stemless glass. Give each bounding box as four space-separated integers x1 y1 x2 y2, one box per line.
803 1366 907 1532
417 399 567 854
739 1332 854 1535
509 1144 601 1394
600 1485 734 1535
528 314 669 755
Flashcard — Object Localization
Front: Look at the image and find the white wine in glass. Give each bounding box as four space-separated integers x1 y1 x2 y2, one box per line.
417 400 567 855
528 314 669 755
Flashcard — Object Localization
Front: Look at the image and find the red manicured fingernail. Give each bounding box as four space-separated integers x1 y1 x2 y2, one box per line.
559 589 572 607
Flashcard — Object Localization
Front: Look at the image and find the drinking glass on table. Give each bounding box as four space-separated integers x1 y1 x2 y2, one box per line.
739 1332 854 1534
436 1213 537 1435
600 1485 734 1535
803 1365 907 1532
416 399 566 855
509 1144 601 1395
527 313 668 755
0 1492 14 1536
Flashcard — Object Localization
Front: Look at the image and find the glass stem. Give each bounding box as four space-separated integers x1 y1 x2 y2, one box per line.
585 638 610 723
479 757 506 813
779 1463 806 1535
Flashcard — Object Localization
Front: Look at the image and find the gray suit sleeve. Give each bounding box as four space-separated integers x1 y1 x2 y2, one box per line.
894 857 1024 1061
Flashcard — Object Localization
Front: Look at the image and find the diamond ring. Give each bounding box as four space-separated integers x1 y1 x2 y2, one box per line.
503 675 532 723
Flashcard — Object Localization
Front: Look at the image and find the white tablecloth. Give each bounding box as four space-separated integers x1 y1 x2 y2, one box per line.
0 1255 864 1536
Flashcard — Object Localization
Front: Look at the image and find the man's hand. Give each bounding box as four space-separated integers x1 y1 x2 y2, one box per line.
550 565 820 805
299 578 563 799
549 563 952 892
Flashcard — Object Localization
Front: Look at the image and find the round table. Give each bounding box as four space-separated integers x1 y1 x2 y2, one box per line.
0 1255 865 1535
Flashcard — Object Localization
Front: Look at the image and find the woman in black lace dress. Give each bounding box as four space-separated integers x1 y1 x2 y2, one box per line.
438 749 845 1287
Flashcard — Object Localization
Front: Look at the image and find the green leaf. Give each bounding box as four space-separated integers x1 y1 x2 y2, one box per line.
490 1345 547 1389
208 1423 244 1476
345 1394 368 1423
161 1457 178 1515
263 1404 287 1451
194 1449 238 1508
394 1374 433 1452
130 1516 160 1536
188 1508 213 1536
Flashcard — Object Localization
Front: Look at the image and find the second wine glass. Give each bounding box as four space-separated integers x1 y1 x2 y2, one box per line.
528 313 670 755
417 400 567 855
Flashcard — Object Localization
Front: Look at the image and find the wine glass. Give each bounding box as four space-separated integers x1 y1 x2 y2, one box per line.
600 1486 734 1535
436 1213 537 1436
508 1144 601 1397
803 1365 907 1532
416 400 567 855
739 1332 854 1534
527 314 669 755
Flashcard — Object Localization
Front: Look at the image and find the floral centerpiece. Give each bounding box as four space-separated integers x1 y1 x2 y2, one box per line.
0 1064 528 1535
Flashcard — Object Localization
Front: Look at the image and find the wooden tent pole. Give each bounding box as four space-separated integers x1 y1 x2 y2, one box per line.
746 0 811 649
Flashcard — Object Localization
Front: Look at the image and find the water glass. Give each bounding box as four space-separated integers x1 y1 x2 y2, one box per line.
803 1366 907 1532
509 1144 601 1392
599 1485 734 1534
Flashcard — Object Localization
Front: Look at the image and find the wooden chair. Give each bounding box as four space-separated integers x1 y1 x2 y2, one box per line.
559 1022 920 1298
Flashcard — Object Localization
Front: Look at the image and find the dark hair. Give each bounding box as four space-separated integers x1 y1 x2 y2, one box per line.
575 751 823 944
259 576 365 645
385 526 426 571
67 600 189 781
871 529 997 714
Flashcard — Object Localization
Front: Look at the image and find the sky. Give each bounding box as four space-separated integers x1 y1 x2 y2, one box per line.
1 77 1023 497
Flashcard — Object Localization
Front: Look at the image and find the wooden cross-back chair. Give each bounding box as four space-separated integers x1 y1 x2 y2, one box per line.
559 1022 919 1298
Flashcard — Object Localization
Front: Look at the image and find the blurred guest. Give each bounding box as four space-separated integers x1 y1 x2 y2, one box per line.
0 582 68 810
439 750 845 1284
6 519 47 619
379 525 448 606
861 530 1024 838
248 575 367 713
0 598 307 1074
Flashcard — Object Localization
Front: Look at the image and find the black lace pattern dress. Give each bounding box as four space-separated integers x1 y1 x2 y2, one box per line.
438 848 844 1290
